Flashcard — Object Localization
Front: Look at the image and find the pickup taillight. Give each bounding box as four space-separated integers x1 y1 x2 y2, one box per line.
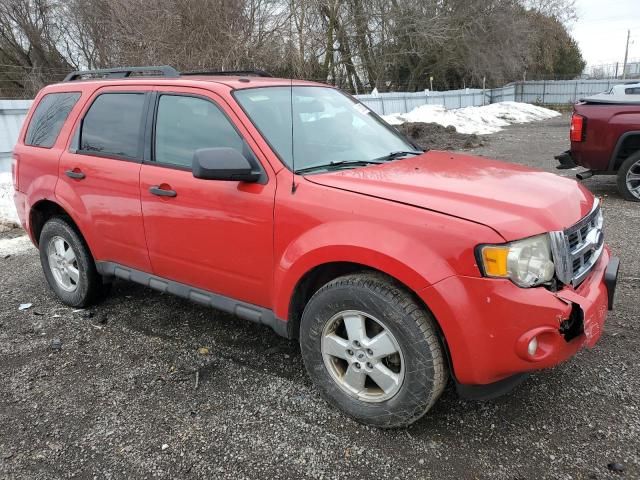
11 152 19 191
570 113 585 142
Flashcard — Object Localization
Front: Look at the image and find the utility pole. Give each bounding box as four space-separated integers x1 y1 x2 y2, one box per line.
622 29 630 79
482 76 486 105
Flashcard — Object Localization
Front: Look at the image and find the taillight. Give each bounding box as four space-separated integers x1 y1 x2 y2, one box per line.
11 152 19 191
570 113 585 142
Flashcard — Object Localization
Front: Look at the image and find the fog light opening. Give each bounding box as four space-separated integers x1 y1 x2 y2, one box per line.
528 337 539 357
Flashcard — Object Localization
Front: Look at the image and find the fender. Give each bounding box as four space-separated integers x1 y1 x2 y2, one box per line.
29 194 98 258
272 219 482 321
22 176 59 241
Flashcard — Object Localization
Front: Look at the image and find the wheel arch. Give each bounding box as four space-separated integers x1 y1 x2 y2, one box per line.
283 260 450 350
286 261 370 339
610 131 640 171
30 199 90 251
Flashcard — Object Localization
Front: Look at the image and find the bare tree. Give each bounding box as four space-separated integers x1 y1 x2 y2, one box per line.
0 0 585 98
0 0 72 96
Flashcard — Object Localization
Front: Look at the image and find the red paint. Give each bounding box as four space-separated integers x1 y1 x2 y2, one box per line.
419 248 611 384
305 153 594 240
55 85 153 272
13 76 613 388
569 101 640 171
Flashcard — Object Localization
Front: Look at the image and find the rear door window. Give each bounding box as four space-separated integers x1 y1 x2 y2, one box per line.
25 92 81 148
154 95 244 168
80 93 146 159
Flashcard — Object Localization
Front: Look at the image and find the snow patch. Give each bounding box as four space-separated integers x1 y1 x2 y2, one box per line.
0 235 32 256
382 101 561 135
0 172 19 227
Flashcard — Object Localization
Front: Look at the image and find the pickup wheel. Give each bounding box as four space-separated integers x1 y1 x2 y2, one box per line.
617 152 640 202
299 272 448 428
39 217 110 307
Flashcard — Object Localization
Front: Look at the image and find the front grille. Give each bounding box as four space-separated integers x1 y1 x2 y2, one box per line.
550 199 604 287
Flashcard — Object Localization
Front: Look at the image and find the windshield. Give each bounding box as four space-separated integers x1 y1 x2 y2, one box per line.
234 86 419 172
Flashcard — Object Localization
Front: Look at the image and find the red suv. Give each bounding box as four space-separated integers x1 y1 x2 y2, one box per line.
12 66 619 428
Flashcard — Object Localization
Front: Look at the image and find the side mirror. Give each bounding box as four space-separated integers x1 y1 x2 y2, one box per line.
192 148 260 182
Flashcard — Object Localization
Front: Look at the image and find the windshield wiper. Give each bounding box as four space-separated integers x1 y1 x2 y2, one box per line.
295 151 422 174
295 159 386 174
371 150 423 162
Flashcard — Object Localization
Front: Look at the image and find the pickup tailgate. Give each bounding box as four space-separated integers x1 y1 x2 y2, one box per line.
569 102 640 172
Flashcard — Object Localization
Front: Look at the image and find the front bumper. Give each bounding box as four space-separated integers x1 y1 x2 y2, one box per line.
419 247 618 386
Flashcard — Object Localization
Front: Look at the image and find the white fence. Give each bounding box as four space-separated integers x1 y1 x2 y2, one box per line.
355 79 631 115
0 100 32 173
354 88 488 114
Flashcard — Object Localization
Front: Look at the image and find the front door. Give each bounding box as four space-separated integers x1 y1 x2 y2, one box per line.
139 88 276 307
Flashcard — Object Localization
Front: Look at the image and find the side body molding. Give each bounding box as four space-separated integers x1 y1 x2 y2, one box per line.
96 262 289 338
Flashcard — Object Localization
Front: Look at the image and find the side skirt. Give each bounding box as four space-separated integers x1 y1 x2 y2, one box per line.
95 261 290 338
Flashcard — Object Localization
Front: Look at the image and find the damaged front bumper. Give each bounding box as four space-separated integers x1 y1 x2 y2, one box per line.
419 247 619 390
554 250 618 347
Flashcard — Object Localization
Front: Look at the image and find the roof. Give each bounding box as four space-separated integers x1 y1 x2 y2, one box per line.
44 75 326 93
614 82 640 89
580 93 640 104
178 75 325 89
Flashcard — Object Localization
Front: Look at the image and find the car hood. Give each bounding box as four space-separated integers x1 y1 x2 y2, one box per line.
304 151 594 241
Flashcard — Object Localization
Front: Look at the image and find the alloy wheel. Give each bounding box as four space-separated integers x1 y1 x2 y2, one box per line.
626 158 640 200
321 310 405 402
47 236 80 292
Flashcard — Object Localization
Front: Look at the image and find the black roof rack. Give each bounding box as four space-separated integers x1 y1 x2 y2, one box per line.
63 65 179 82
181 69 273 78
63 66 273 83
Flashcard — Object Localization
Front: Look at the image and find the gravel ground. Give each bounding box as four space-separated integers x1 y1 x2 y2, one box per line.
1 114 639 480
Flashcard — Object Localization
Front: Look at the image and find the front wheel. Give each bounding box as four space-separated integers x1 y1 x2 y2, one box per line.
617 152 640 202
300 272 448 428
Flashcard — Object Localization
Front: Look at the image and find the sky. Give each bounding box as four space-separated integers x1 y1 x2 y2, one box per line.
571 0 640 67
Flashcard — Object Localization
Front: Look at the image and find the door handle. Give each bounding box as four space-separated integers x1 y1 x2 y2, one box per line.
65 169 85 180
149 186 177 197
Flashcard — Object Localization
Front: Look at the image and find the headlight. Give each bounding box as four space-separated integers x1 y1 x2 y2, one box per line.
477 234 555 288
594 207 604 230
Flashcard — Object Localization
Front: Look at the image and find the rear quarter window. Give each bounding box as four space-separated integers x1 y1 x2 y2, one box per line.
24 92 81 148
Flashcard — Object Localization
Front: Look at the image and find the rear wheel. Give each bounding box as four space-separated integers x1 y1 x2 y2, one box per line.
39 217 110 307
300 272 447 428
617 151 640 202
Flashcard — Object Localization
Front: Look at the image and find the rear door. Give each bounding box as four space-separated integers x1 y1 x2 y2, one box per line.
56 86 152 271
139 86 276 307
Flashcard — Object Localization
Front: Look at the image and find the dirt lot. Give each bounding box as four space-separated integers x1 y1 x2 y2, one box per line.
398 121 486 150
1 114 639 479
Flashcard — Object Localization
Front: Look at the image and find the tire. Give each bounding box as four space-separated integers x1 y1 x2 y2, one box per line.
616 151 640 202
39 216 110 307
299 272 448 428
